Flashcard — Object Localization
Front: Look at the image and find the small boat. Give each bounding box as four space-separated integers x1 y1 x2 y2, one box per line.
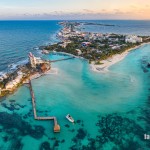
66 114 74 123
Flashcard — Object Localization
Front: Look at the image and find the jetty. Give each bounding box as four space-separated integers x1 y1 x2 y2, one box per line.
50 56 75 62
28 79 60 133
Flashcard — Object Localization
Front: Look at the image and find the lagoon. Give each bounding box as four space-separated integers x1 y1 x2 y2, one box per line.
0 43 150 149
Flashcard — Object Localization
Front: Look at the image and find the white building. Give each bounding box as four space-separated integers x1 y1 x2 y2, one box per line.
28 52 49 68
5 81 15 90
125 35 142 43
29 52 37 68
76 49 82 55
0 76 3 82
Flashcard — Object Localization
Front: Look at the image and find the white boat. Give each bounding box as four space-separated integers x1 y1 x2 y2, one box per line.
66 114 74 123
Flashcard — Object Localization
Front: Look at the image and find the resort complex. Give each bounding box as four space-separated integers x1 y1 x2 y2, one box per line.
0 52 51 97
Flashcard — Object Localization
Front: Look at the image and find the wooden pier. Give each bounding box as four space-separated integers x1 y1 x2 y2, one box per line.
28 80 60 133
50 56 75 63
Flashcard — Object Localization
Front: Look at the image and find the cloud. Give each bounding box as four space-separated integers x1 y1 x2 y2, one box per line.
0 8 150 20
82 9 94 13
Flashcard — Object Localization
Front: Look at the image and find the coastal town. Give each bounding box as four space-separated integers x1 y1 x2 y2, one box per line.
42 21 150 72
43 22 150 64
1 21 150 97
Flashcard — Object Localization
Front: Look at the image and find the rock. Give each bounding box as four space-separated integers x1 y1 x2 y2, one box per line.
40 141 51 150
65 124 70 128
147 63 150 68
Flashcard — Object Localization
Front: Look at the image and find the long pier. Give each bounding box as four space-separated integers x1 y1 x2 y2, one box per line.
50 56 75 62
28 80 60 133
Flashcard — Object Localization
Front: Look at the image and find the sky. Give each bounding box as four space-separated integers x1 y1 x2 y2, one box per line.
0 0 150 20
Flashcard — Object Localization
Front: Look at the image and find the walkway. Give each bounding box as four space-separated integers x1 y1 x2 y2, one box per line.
28 80 60 133
50 56 75 62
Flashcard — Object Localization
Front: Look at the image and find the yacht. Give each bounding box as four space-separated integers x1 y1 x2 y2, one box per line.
66 114 74 123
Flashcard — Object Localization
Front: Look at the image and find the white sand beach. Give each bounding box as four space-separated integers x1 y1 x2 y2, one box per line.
90 43 149 73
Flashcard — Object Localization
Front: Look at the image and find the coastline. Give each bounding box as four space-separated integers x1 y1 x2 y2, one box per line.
1 20 150 98
0 68 57 99
90 42 150 73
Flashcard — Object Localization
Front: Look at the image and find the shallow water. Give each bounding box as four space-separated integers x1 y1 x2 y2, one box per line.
0 43 150 150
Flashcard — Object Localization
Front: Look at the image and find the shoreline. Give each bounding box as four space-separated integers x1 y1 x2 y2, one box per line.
0 68 57 99
1 21 150 98
90 42 150 73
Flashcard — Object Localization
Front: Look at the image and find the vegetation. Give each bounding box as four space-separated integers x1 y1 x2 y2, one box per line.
43 36 143 64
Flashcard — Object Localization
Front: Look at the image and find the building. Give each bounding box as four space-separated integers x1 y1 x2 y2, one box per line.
28 52 50 69
125 35 143 43
59 40 72 48
29 52 37 68
40 63 51 73
5 74 23 90
81 42 91 47
0 76 3 82
76 49 82 55
5 81 15 90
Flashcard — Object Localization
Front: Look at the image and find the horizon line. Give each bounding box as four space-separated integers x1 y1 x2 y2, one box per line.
0 19 150 21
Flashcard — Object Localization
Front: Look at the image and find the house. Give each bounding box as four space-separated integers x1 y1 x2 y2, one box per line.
0 76 3 82
81 42 91 47
5 81 15 90
59 41 72 48
112 45 121 50
40 63 51 73
76 49 82 55
5 74 23 90
28 52 50 69
125 35 142 43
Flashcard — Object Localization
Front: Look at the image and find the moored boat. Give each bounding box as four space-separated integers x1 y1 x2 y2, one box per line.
66 114 74 123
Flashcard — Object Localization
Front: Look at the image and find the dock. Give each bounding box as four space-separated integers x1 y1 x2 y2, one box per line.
50 56 75 62
28 80 60 133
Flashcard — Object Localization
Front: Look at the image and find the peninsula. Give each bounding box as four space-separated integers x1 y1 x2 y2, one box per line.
42 21 150 72
1 21 150 97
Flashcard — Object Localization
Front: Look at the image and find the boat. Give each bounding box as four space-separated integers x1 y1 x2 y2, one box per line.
66 114 74 123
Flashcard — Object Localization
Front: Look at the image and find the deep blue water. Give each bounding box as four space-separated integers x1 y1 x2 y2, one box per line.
80 20 150 35
0 21 60 73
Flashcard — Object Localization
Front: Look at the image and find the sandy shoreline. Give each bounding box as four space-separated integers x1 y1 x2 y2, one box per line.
90 42 150 73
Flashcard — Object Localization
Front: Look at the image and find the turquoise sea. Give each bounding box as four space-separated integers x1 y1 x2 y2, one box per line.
0 21 150 150
0 44 150 150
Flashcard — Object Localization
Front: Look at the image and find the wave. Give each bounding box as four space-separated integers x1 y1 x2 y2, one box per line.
0 71 5 76
8 59 28 71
